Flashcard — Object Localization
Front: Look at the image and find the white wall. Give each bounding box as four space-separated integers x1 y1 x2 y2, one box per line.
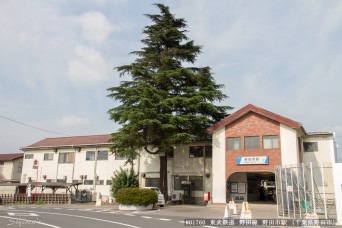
332 163 342 225
212 126 226 204
303 135 335 164
280 124 299 165
21 147 129 199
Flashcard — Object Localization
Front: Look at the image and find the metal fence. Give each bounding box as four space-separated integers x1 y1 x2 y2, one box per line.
275 162 336 219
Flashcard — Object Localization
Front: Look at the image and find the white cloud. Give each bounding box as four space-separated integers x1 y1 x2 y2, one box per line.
78 11 119 44
67 45 109 82
58 115 90 127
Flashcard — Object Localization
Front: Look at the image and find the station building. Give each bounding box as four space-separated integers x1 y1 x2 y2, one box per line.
18 104 339 209
209 104 338 204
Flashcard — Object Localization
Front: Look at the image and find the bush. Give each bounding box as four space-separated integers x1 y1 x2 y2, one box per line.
115 188 158 206
110 167 139 197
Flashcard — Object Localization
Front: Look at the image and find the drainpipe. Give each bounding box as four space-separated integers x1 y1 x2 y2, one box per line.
93 146 98 192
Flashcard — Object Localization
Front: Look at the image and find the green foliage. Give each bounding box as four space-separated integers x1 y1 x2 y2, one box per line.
36 200 45 205
115 188 158 206
110 167 139 197
107 3 231 157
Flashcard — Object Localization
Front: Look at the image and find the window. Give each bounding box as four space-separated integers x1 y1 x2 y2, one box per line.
44 153 54 161
97 151 108 160
17 162 23 173
58 152 74 163
115 153 127 160
86 151 95 161
46 179 53 183
106 180 112 185
57 179 66 183
244 136 259 149
167 146 174 159
84 180 93 185
304 142 318 152
25 154 34 159
205 146 212 158
263 136 279 149
145 178 160 188
227 137 241 150
189 146 204 158
174 176 187 190
189 176 203 191
96 180 104 185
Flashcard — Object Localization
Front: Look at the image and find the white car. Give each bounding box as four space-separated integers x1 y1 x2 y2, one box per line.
143 187 165 207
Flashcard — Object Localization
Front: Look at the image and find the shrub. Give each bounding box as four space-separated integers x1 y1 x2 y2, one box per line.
115 188 158 206
110 167 139 197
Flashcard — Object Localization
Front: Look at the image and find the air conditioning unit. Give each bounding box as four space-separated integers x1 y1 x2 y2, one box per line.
171 192 181 201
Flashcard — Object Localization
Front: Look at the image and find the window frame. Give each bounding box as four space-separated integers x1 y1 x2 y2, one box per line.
25 154 34 159
227 137 241 150
303 142 318 152
189 146 204 158
58 152 75 164
86 151 95 161
97 151 108 160
263 135 279 149
174 176 188 190
244 136 260 150
43 153 54 161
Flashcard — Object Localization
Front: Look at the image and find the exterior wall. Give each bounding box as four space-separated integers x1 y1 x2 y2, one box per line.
280 124 300 165
303 134 335 164
212 126 226 204
21 147 129 200
332 163 342 225
2 161 14 180
0 158 23 181
225 112 281 179
139 141 212 203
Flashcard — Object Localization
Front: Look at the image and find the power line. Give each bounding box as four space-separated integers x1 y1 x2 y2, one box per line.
0 115 71 136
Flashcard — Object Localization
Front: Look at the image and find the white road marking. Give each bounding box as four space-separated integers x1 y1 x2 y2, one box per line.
158 218 171 221
141 216 152 219
7 212 39 216
53 208 62 210
67 208 77 210
179 220 185 223
124 214 136 216
0 215 61 228
6 210 141 228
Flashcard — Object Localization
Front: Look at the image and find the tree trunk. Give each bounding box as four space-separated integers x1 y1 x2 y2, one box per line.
159 155 168 200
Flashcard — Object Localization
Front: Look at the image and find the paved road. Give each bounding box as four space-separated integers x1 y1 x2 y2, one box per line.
0 203 283 228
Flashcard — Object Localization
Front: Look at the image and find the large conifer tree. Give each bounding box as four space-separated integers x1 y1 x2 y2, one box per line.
107 4 232 197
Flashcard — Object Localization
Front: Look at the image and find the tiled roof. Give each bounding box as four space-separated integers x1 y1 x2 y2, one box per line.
22 134 112 150
0 153 24 161
208 104 303 133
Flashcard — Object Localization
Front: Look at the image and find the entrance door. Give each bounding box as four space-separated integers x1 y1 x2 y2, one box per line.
247 173 276 202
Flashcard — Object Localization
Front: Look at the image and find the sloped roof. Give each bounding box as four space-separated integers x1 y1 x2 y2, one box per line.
22 134 112 150
208 104 303 133
0 153 24 161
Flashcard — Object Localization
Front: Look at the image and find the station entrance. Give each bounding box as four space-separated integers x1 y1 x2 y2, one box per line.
227 172 276 203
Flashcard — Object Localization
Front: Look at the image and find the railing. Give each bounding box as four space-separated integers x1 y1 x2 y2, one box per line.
0 193 69 204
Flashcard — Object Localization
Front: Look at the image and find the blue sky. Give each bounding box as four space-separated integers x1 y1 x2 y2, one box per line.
1 0 341 153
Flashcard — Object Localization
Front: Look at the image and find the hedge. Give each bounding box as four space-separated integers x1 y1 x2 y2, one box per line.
115 188 158 206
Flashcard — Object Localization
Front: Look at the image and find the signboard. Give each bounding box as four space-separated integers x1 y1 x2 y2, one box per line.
238 182 246 194
236 156 269 165
32 159 39 169
231 182 238 193
287 186 293 192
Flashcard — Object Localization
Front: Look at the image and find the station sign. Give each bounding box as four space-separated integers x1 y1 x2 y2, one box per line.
236 156 269 165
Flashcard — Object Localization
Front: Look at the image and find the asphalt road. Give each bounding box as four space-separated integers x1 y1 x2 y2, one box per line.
0 204 222 228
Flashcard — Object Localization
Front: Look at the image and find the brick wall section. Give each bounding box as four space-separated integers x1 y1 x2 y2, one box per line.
225 112 282 179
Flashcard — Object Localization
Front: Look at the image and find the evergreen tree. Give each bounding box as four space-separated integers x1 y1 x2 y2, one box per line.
107 4 232 197
110 167 139 197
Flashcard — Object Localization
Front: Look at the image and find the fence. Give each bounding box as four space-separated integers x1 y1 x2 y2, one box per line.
0 193 69 204
275 162 336 219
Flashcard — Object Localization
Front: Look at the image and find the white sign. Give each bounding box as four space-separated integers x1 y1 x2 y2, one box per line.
236 156 269 165
287 186 293 192
33 159 39 169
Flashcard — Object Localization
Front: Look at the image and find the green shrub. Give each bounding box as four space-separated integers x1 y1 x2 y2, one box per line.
110 167 139 197
115 188 158 206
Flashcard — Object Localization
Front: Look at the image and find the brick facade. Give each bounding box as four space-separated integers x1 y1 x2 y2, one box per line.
225 112 282 179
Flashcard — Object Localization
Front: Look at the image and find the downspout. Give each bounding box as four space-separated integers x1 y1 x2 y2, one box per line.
71 145 77 184
55 149 59 181
93 146 98 192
